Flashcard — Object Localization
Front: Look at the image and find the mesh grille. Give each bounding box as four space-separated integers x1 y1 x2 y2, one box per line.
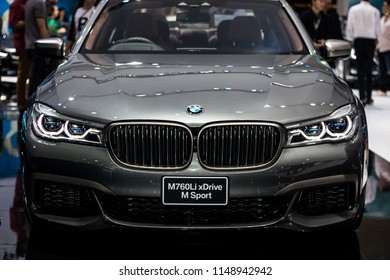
298 183 355 215
198 123 282 168
33 181 97 217
97 195 293 226
108 123 193 169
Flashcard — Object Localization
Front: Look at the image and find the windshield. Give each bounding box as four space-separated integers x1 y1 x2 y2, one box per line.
82 0 306 54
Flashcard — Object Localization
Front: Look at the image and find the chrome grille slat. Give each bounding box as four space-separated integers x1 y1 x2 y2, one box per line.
235 126 240 166
141 125 145 165
245 126 250 166
229 126 233 166
158 126 162 166
261 127 266 163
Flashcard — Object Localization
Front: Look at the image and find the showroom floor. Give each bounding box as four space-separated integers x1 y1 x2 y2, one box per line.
1 91 390 260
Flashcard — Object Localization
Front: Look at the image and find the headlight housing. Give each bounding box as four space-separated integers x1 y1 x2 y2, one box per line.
31 103 103 144
286 104 359 147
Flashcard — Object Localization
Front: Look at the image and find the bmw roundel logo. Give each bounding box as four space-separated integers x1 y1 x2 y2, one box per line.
186 104 204 115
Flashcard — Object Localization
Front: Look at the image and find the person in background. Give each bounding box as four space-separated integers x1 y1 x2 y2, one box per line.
346 0 380 105
8 0 31 113
377 0 390 96
47 3 67 37
300 0 328 50
58 7 68 23
24 0 50 97
323 0 343 40
9 0 31 165
66 0 98 53
322 0 343 68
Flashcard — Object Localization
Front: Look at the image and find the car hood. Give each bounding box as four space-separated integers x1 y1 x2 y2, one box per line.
37 53 352 125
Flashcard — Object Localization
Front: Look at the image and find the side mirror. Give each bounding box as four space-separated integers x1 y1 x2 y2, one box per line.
35 38 65 59
324 39 352 60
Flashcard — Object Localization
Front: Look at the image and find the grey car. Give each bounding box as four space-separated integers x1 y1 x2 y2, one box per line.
22 0 368 231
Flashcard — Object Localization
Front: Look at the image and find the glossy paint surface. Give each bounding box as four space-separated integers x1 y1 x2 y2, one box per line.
1 107 389 259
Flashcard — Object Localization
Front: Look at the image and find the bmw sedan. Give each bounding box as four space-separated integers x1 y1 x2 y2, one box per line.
21 0 368 231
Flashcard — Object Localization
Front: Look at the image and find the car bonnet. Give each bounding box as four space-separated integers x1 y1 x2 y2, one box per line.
36 53 352 126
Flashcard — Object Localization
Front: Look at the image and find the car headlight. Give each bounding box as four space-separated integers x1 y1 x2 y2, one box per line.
32 103 103 144
286 104 359 147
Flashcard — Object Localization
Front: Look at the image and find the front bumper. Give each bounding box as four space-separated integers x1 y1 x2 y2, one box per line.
22 119 368 231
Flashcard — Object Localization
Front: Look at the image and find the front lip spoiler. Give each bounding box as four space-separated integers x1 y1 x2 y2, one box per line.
27 173 362 231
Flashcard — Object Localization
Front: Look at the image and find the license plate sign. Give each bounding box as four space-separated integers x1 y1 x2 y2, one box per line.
162 177 228 205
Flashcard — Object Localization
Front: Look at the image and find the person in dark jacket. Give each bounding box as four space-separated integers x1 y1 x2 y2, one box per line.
324 0 343 40
300 0 328 50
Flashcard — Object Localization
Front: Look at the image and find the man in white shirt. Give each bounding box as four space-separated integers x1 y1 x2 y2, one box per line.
346 0 380 105
377 0 390 96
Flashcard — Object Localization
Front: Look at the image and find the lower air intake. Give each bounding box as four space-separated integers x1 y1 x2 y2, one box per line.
33 180 98 217
298 183 356 215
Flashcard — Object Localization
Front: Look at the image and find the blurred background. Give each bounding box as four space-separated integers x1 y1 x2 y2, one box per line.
0 0 386 38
